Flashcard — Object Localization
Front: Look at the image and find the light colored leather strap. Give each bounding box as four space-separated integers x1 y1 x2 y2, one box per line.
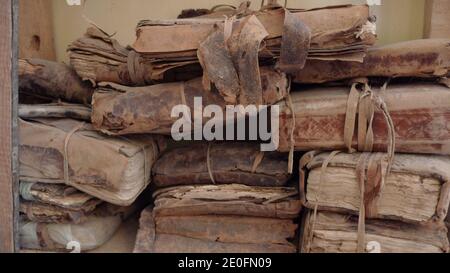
207 143 216 184
344 83 360 153
306 150 341 253
251 151 265 173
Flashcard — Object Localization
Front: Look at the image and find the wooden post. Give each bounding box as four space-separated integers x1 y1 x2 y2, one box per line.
19 0 56 60
0 0 19 253
424 0 450 38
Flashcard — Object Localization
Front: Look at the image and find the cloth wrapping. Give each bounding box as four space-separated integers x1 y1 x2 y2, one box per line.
19 118 165 206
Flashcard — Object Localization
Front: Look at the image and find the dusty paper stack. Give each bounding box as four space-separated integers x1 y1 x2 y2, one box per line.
283 32 450 253
19 182 119 252
134 143 301 253
299 152 450 253
18 0 450 253
67 3 377 136
64 2 379 253
18 61 164 252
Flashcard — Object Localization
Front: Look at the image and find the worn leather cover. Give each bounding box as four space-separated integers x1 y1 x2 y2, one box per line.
91 68 288 135
153 184 301 219
300 210 449 253
134 206 298 253
294 39 450 83
20 182 100 210
20 200 100 225
278 83 450 155
134 5 375 61
153 143 291 188
69 27 202 86
299 152 450 224
19 59 94 104
19 118 165 206
69 5 375 88
19 182 103 224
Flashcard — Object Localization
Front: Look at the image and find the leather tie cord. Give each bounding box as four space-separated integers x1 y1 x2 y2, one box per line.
207 143 217 184
127 50 148 86
343 81 396 179
355 152 388 253
251 151 265 173
355 153 370 253
287 90 296 174
306 150 341 253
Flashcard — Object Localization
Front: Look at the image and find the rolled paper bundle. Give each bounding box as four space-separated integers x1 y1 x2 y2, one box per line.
294 39 450 84
19 118 165 206
91 67 288 135
277 82 450 155
300 211 449 253
299 152 450 224
19 59 94 105
134 207 298 253
153 184 302 219
152 143 291 188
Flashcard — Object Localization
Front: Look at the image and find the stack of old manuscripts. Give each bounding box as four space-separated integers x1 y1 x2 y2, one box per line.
18 63 164 251
134 143 301 253
19 0 450 253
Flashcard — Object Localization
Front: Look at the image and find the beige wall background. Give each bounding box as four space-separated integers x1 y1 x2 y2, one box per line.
52 0 426 62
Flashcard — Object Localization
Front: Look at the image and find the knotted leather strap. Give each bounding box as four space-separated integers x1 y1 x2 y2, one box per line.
355 152 388 253
344 81 396 178
198 5 310 106
127 50 148 86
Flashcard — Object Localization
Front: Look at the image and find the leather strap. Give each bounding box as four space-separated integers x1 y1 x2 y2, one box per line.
251 151 265 173
206 143 216 184
306 150 341 253
286 91 295 174
36 223 55 250
344 83 360 153
355 153 370 253
127 50 148 86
